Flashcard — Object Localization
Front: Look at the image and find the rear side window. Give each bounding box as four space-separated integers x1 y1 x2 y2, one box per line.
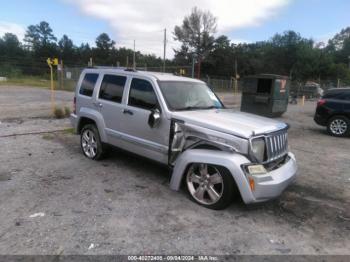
99 74 127 103
323 91 346 100
79 73 99 97
128 78 158 110
345 91 350 101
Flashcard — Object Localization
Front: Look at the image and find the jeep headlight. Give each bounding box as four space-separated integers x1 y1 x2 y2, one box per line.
250 137 266 163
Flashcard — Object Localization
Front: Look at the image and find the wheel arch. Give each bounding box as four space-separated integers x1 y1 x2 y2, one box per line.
327 114 350 122
78 117 96 134
77 108 107 142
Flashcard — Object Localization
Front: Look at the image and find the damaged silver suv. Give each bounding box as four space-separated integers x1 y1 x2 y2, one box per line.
70 68 297 209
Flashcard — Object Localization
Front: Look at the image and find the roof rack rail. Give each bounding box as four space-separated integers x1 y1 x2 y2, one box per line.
124 68 137 72
93 66 126 69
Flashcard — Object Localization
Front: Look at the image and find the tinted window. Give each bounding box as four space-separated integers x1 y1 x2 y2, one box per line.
79 73 99 97
345 91 350 101
128 79 158 110
323 91 346 100
99 74 127 103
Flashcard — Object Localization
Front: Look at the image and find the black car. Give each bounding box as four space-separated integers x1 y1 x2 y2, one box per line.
314 88 350 137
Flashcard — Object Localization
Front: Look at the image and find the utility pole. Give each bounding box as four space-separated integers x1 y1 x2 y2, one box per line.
133 40 136 70
191 56 195 78
234 58 238 93
126 56 129 68
163 28 167 72
60 60 64 90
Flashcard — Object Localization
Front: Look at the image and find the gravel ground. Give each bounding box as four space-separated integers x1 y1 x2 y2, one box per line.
0 85 349 255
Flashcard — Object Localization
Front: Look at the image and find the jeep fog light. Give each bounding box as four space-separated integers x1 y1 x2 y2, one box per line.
247 165 267 175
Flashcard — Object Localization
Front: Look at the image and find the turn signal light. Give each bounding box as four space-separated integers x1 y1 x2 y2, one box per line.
249 178 255 191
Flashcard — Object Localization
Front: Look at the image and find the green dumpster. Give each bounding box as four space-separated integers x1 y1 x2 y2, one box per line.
240 74 290 117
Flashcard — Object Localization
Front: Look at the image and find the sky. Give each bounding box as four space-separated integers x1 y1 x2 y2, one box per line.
0 0 349 58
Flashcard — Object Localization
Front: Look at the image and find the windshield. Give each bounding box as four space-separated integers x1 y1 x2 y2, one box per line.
158 81 224 111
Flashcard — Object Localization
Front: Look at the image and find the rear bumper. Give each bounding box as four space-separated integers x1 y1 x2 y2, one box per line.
314 113 327 126
70 114 79 133
246 153 297 203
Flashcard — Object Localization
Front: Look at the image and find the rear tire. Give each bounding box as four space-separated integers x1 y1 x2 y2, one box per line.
80 124 107 160
327 116 349 137
185 163 236 210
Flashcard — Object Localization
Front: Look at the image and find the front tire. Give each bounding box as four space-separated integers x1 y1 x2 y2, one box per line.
185 163 236 210
80 124 106 160
327 116 349 137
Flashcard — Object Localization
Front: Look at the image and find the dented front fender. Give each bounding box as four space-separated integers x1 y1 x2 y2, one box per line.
169 149 257 204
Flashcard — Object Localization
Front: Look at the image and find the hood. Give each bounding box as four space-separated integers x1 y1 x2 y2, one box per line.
171 109 288 138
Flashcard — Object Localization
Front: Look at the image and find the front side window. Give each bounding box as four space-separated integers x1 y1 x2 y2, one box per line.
79 73 99 97
99 74 127 103
158 81 223 111
128 78 158 110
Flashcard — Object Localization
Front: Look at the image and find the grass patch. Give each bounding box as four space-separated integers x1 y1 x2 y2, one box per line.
42 133 55 140
62 128 75 134
0 76 76 91
0 76 51 88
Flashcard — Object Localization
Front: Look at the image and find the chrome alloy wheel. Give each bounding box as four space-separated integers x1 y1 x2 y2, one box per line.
81 129 98 158
186 163 224 205
330 119 347 135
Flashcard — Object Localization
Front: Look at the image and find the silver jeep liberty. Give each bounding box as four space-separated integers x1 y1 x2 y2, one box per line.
70 68 297 209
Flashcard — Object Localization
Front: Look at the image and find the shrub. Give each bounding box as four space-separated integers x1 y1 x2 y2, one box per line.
64 106 71 117
53 106 64 119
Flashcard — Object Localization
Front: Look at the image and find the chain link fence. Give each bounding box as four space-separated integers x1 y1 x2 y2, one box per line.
58 66 243 93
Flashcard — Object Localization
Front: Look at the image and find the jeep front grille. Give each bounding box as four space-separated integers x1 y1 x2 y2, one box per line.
265 131 288 162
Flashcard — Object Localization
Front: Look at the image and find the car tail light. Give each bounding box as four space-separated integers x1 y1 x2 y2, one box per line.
317 99 326 107
73 96 76 114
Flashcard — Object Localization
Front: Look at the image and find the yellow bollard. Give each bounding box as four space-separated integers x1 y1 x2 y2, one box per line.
47 58 56 113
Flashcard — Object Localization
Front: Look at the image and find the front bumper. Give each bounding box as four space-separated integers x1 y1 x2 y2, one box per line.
245 153 297 203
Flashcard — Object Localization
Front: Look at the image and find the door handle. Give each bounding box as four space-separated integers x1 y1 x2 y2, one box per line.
123 109 134 115
93 102 103 108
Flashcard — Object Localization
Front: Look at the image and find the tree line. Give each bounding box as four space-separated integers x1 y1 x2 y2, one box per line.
0 21 164 77
0 10 350 85
173 8 350 85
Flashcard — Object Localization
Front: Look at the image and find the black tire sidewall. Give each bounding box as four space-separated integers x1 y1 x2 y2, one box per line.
80 124 105 160
327 116 350 137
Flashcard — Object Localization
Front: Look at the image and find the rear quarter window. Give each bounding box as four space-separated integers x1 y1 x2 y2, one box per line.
79 73 99 97
345 91 350 101
323 91 342 99
99 74 127 103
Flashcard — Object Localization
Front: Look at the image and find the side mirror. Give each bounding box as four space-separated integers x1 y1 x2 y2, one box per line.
148 109 161 128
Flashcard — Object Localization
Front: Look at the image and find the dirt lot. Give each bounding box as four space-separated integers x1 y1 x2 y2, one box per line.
0 85 349 255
